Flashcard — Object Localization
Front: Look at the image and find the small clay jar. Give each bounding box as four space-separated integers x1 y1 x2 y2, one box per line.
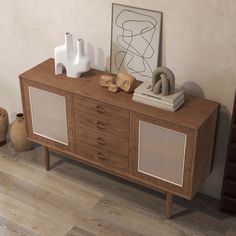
0 107 9 146
10 113 33 152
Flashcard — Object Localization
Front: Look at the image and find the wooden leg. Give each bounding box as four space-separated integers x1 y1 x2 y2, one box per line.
44 146 50 171
166 192 173 219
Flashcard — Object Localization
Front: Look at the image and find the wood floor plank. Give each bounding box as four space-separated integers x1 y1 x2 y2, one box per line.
0 215 40 236
92 198 203 236
0 170 93 225
0 153 103 209
172 211 229 236
0 145 236 236
68 211 147 236
65 226 96 236
0 192 72 236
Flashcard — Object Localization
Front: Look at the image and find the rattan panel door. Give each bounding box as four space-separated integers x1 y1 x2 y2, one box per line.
138 120 186 186
29 86 68 145
130 112 194 198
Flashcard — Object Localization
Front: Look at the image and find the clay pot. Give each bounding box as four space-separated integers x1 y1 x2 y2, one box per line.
0 107 9 146
10 113 33 152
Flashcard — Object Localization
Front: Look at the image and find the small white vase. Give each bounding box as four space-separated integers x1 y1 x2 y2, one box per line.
54 32 91 78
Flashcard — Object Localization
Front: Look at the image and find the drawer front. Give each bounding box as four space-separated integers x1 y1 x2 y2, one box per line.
76 143 128 172
74 95 130 139
75 126 129 157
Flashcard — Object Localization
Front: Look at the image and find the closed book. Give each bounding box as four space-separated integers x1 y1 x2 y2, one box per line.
133 93 184 107
134 81 184 104
132 94 184 112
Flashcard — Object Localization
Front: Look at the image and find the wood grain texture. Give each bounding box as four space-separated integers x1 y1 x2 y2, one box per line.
74 95 130 140
19 58 219 207
19 58 219 130
130 112 195 199
0 170 91 226
65 226 97 236
44 146 50 170
75 127 129 157
0 215 40 236
0 192 72 236
0 146 235 236
0 155 103 209
166 193 173 220
191 108 219 197
20 79 74 152
75 143 128 173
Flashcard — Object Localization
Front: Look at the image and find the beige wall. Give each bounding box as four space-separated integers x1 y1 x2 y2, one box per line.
0 0 235 199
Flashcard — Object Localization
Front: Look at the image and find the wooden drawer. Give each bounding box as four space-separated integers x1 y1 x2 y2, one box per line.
75 126 129 157
76 143 128 173
74 95 130 139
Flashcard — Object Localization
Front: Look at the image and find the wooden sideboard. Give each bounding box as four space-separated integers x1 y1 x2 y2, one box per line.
19 59 219 219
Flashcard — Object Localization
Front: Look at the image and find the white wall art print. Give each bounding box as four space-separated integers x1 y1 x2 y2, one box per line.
110 4 162 81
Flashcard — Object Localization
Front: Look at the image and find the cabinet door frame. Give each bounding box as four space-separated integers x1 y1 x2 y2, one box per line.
130 112 195 198
20 79 74 152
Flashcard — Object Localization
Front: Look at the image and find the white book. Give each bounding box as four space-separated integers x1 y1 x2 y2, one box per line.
133 93 184 109
133 93 184 107
132 94 184 112
134 81 184 104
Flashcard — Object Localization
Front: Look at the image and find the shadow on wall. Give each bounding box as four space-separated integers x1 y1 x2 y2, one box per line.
200 103 231 198
87 43 109 72
180 81 231 198
181 81 205 98
214 105 231 167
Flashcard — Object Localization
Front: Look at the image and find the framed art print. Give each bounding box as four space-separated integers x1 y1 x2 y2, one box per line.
110 4 162 81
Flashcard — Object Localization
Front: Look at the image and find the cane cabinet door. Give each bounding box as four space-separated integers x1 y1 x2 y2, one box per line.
130 112 195 198
20 80 74 151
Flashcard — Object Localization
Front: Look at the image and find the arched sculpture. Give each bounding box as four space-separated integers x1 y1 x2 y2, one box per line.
54 32 90 78
152 67 175 96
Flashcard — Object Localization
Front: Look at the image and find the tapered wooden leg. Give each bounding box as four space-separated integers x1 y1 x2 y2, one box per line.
166 192 173 219
44 146 50 171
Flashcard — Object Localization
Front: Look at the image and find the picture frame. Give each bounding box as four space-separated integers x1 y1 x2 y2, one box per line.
110 3 163 81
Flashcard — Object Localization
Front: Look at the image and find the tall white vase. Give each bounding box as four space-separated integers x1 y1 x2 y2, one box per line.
54 32 91 78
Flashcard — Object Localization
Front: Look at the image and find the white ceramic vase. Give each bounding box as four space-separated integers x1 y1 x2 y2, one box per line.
54 32 90 78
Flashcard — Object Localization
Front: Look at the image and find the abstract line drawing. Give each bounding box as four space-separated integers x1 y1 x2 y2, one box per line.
110 4 162 81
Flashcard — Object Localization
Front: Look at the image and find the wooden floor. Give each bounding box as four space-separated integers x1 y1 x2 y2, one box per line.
0 143 235 236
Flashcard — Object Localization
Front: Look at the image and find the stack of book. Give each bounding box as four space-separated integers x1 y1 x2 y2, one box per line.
132 81 184 112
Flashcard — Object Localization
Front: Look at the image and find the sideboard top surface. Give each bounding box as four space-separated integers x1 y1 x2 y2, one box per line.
19 58 219 130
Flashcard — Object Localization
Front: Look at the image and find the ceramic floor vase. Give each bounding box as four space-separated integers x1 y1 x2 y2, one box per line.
10 113 33 152
0 107 9 146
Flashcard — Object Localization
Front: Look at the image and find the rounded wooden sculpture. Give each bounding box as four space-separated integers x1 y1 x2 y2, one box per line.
117 73 136 93
152 67 175 96
108 83 119 93
99 75 114 87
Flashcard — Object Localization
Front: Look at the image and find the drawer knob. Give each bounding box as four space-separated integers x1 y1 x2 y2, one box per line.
96 105 105 113
97 137 106 145
96 121 106 130
97 152 107 160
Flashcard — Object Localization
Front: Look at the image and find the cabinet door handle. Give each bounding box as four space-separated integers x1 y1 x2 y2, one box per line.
97 152 107 160
96 105 105 113
96 121 106 129
97 137 106 145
